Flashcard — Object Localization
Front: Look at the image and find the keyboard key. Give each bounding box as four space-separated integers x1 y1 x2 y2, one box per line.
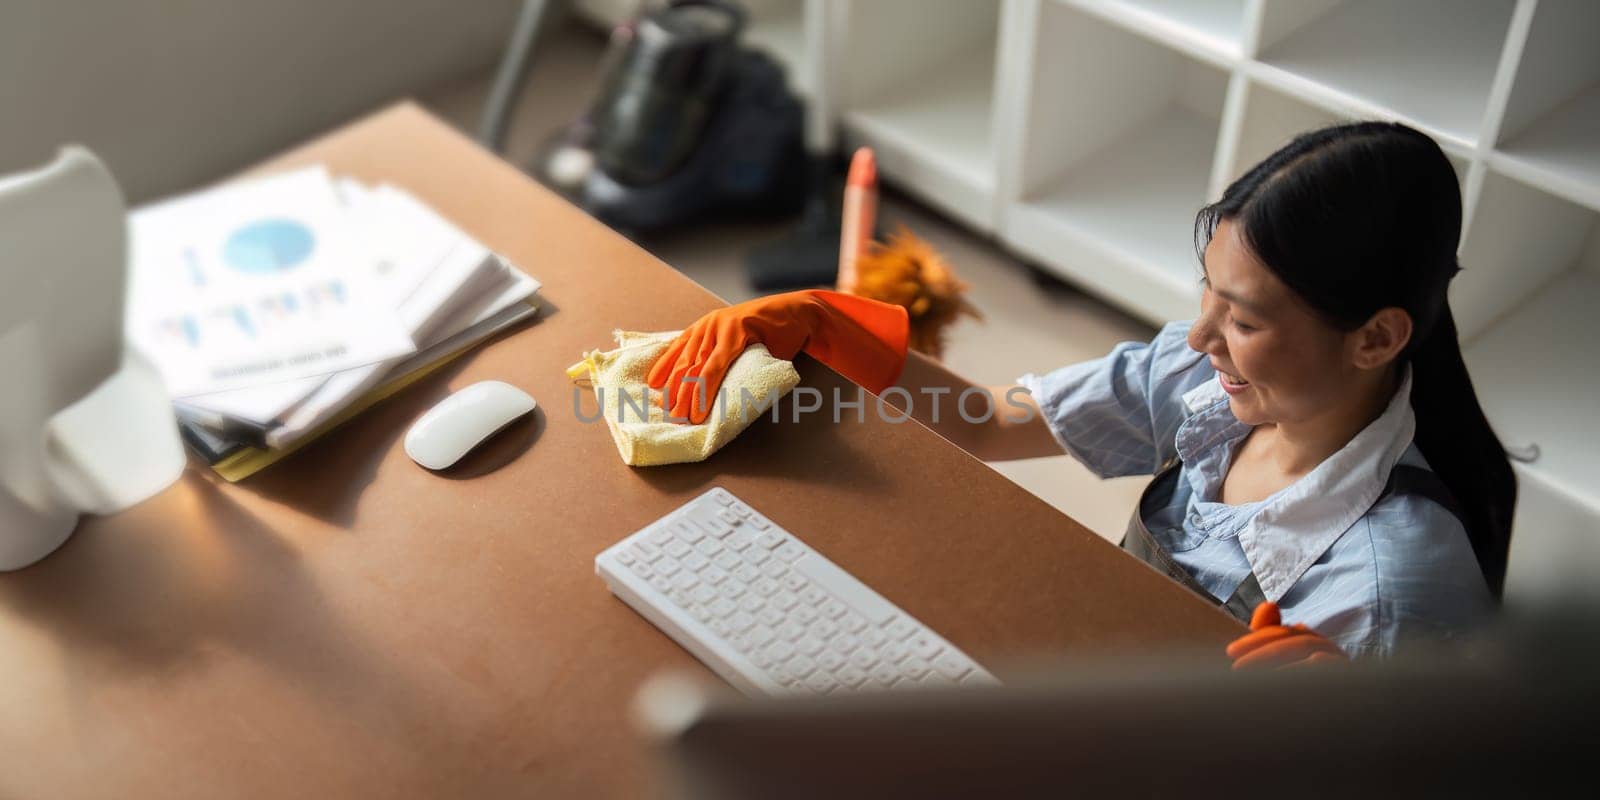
762 561 787 578
690 605 712 623
739 595 765 614
711 491 733 506
718 582 744 600
729 633 752 653
901 658 931 680
796 637 825 656
750 650 773 669
649 576 672 593
794 606 819 625
748 517 771 530
615 550 635 566
668 589 692 608
827 634 858 655
933 653 971 681
673 521 704 543
801 587 828 606
882 643 910 663
758 609 784 628
710 598 738 618
861 628 888 648
750 626 777 647
729 612 756 633
910 635 945 662
742 547 770 566
629 541 660 561
772 592 799 611
691 585 717 605
725 532 754 551
718 509 740 526
702 567 728 586
836 666 868 689
821 600 848 620
710 619 731 637
630 562 651 579
779 622 807 642
886 619 916 641
804 672 838 694
695 538 722 557
810 619 840 641
818 651 846 672
714 552 740 571
786 655 817 678
849 650 878 671
648 528 673 546
775 543 805 562
682 553 710 572
764 641 795 663
842 613 868 634
654 559 680 577
665 540 690 558
757 532 784 549
783 574 807 592
753 579 780 597
671 573 698 591
734 564 760 584
869 663 900 686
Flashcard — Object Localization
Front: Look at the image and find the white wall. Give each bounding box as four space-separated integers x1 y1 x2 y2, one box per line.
0 0 521 202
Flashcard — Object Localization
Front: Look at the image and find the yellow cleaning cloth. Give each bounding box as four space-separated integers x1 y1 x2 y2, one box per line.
566 330 800 466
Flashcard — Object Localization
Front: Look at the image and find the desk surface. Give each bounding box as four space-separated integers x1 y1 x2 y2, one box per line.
0 103 1241 798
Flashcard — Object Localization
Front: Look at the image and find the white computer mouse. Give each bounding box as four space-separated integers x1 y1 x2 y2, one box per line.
405 380 537 470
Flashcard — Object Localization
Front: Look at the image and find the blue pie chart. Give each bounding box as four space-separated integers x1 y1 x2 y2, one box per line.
223 218 315 274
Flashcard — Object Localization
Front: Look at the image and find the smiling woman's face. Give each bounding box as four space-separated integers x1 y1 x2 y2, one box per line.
1186 220 1359 427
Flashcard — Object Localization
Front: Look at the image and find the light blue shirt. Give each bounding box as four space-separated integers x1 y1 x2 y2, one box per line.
1017 321 1494 656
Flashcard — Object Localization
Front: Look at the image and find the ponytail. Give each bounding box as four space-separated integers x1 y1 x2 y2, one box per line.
1407 306 1516 596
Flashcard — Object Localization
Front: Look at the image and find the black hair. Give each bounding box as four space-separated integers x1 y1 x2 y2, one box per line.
1195 121 1516 599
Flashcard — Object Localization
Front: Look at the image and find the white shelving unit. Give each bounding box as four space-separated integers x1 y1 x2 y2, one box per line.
827 0 1003 230
576 0 1600 597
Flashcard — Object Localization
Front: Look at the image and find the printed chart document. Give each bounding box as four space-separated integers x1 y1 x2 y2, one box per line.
127 167 416 398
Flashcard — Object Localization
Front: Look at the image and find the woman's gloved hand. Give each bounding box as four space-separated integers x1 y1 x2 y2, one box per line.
1226 602 1348 670
647 290 909 424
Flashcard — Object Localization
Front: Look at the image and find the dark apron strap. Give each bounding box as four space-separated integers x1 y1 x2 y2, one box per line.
1122 459 1464 625
1121 462 1263 624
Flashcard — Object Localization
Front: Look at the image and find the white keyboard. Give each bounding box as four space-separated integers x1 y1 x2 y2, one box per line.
596 487 998 696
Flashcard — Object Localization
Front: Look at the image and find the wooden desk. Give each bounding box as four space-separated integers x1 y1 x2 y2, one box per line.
0 103 1241 798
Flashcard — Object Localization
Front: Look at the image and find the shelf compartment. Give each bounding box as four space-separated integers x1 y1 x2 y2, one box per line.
1002 0 1228 324
1061 0 1250 62
1465 268 1600 515
743 0 812 98
1493 0 1600 212
1255 0 1517 147
1008 109 1217 323
1453 170 1596 342
837 0 1000 230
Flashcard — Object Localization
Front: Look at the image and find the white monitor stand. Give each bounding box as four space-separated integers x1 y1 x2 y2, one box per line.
0 147 185 570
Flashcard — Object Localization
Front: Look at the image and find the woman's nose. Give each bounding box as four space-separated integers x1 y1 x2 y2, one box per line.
1189 302 1222 354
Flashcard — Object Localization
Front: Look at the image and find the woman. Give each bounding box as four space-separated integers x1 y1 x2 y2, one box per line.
647 122 1516 665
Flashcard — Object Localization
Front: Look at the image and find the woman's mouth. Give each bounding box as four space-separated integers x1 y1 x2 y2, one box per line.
1218 369 1250 395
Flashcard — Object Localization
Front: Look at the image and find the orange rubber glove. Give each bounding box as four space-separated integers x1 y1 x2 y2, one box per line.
647 290 910 424
1225 602 1348 670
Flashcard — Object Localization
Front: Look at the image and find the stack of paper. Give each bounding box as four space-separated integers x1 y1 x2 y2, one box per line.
127 166 541 477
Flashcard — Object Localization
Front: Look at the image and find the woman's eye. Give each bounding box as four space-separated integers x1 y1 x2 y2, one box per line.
1231 318 1256 332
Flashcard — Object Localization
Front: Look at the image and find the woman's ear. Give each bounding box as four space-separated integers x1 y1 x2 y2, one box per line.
1350 307 1412 370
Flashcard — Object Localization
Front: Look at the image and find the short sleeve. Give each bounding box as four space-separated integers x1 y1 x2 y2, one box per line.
1015 321 1212 478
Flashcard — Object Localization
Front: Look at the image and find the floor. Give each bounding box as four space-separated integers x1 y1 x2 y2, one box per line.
420 21 1157 542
